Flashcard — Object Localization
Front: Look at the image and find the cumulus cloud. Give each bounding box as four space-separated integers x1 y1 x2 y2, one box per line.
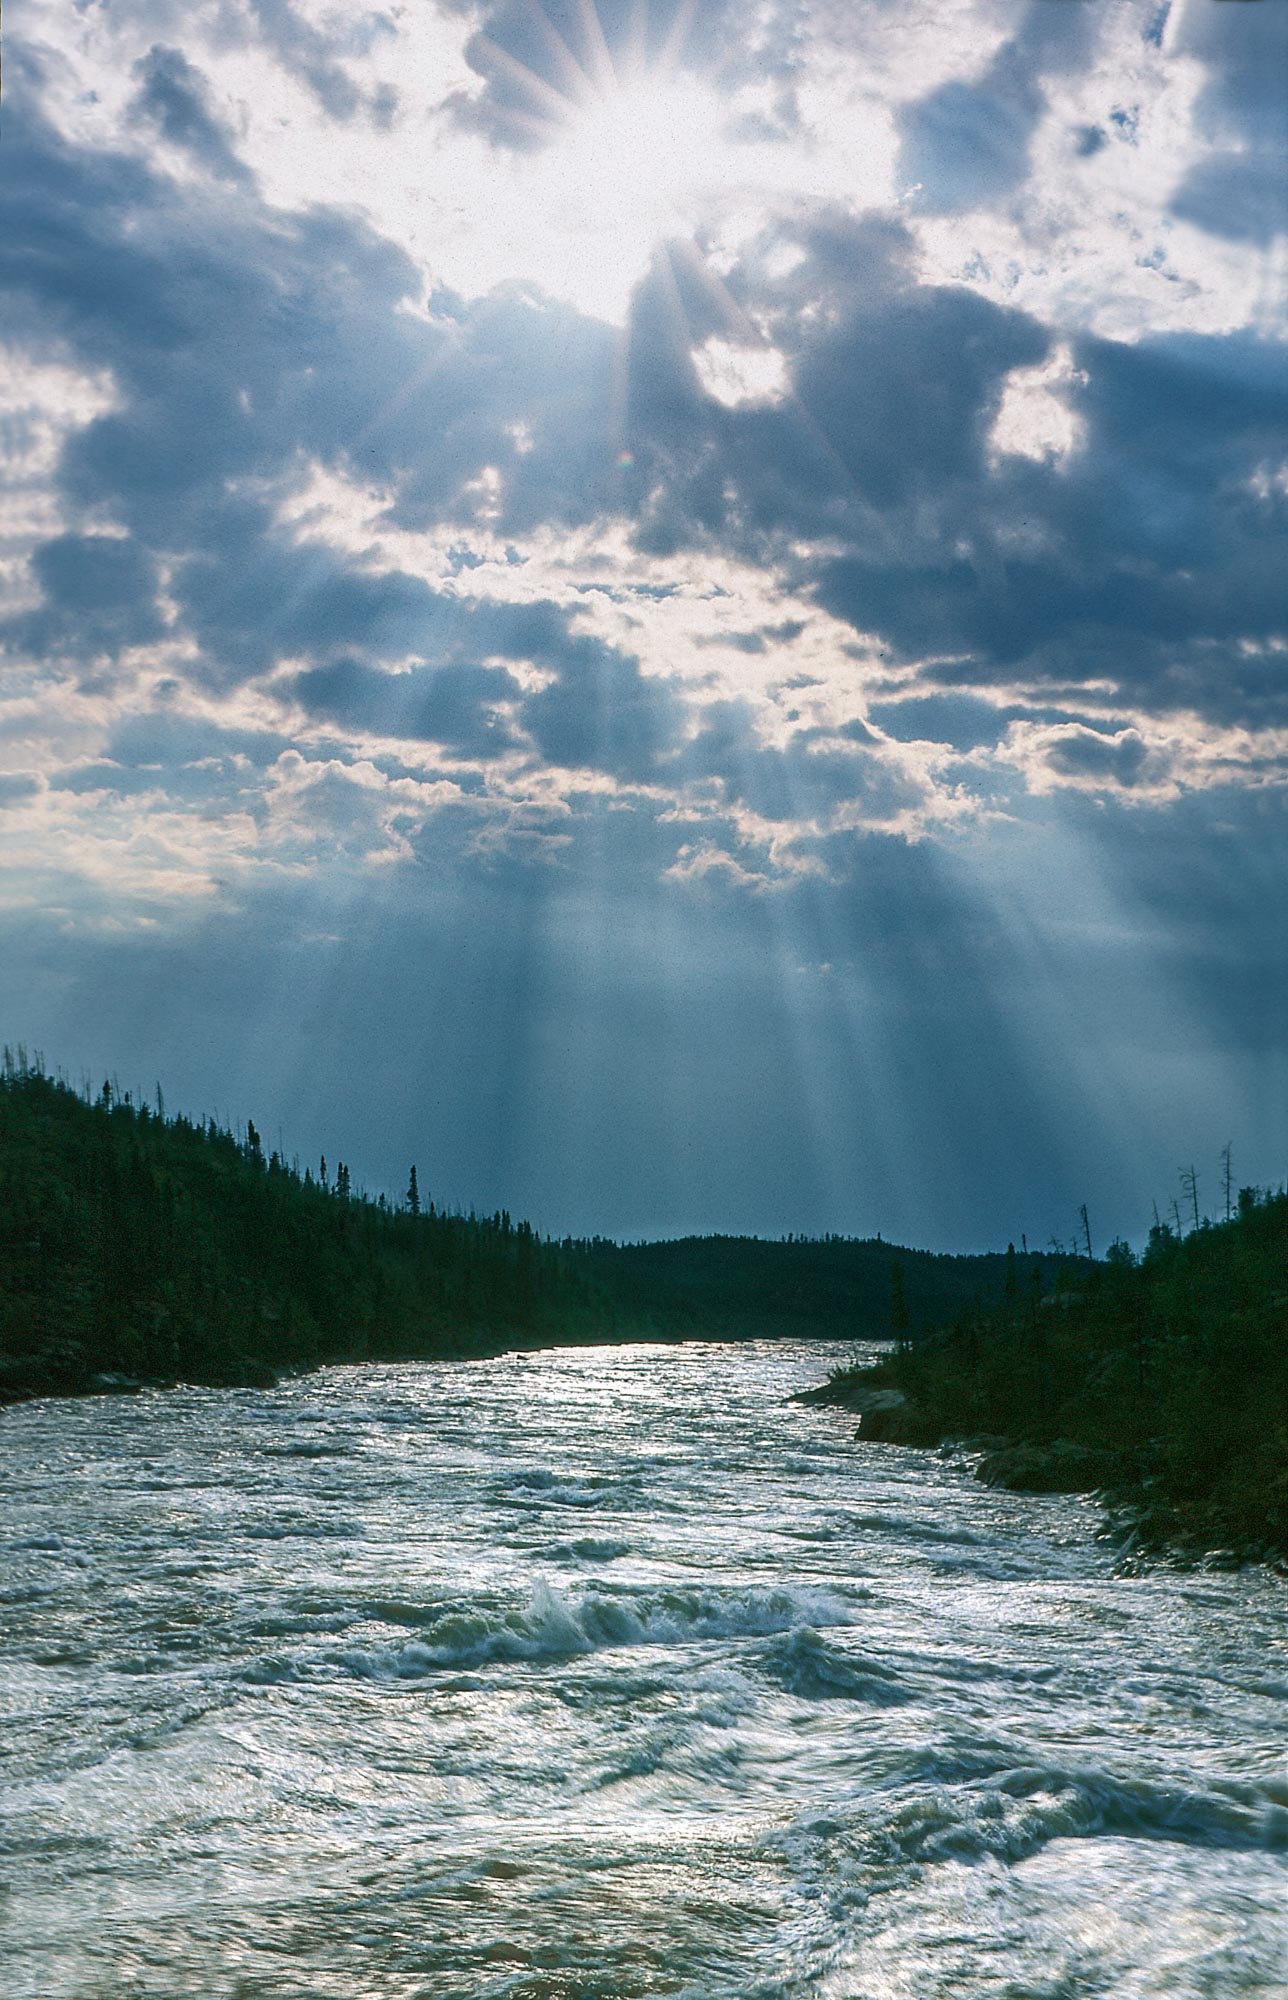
897 0 1093 214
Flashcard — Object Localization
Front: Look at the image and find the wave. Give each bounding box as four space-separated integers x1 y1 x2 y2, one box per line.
846 1511 985 1549
262 1440 352 1459
545 1537 633 1563
859 1763 1288 1867
490 1466 641 1511
757 1627 911 1704
322 1578 863 1679
242 1516 363 1541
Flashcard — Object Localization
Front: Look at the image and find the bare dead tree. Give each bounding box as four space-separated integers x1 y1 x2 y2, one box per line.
1220 1142 1233 1223
1179 1163 1200 1233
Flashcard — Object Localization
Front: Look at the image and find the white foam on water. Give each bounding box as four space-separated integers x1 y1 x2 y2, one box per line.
330 1577 865 1677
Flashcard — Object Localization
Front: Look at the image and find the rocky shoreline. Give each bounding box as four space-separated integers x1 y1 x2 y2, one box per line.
795 1370 1123 1495
794 1366 1285 1567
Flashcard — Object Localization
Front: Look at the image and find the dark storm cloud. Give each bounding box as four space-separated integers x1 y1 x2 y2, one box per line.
284 656 522 757
276 598 684 781
175 530 452 682
215 560 685 779
19 532 164 659
616 216 1051 555
614 216 1049 540
43 707 294 808
1038 725 1153 789
871 694 1048 754
105 707 294 773
517 633 686 782
1176 151 1286 247
0 87 630 726
0 88 427 568
131 44 256 187
994 330 1284 714
679 698 922 831
619 212 1287 733
789 261 1046 509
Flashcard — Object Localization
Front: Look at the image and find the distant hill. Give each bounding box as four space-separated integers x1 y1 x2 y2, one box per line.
581 1233 1077 1343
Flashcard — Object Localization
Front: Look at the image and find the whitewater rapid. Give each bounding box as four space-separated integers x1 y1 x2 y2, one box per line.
2 1340 1285 1997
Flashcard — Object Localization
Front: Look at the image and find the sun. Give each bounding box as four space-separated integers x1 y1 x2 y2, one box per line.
518 71 730 322
553 74 719 240
450 1 751 323
432 0 832 324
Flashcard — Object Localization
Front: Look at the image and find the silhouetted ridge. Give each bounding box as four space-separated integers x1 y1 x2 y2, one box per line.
580 1233 1073 1342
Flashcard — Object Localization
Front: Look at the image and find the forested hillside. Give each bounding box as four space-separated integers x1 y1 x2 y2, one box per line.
0 1053 610 1401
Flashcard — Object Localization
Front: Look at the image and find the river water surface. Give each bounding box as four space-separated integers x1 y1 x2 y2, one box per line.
2 1340 1286 1998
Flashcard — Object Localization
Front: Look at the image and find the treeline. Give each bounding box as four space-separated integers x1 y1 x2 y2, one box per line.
0 1052 615 1402
582 1233 1075 1343
818 1189 1288 1554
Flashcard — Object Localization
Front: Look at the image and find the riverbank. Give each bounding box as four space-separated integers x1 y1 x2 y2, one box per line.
0 1327 532 1408
800 1189 1288 1563
799 1366 1286 1564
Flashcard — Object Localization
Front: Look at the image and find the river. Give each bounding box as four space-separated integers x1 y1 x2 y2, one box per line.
2 1340 1285 1997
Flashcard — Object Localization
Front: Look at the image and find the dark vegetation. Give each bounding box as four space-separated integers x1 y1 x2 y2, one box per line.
0 1052 613 1401
809 1190 1288 1557
0 1049 1064 1404
582 1233 1072 1343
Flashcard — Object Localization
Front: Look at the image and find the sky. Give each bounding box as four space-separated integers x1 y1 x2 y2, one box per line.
2 0 1285 1252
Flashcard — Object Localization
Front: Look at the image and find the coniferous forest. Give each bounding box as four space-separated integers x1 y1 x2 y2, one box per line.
0 1051 613 1400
